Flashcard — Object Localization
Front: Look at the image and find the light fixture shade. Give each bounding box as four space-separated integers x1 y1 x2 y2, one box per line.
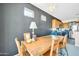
48 3 55 12
29 22 37 29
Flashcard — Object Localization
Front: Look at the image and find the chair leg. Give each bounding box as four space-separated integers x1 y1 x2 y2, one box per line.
59 47 68 56
59 48 64 56
65 47 68 56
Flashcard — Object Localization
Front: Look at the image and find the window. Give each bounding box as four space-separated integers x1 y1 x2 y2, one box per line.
72 24 78 31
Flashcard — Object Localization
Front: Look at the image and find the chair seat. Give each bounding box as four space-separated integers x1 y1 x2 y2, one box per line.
25 51 30 56
43 49 57 56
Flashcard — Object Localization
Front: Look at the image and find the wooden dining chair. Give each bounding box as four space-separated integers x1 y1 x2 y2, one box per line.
15 37 21 56
58 35 68 56
20 41 30 56
50 39 57 56
43 39 59 56
15 37 30 56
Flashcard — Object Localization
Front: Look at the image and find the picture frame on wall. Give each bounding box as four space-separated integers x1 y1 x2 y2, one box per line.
41 14 46 22
24 7 34 18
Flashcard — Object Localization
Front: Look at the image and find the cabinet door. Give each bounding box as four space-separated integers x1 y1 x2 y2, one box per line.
74 32 79 47
52 19 62 28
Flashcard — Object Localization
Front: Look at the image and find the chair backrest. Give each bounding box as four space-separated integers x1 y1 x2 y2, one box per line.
63 35 67 47
15 37 21 55
50 39 55 56
20 41 26 56
50 36 65 56
15 37 28 56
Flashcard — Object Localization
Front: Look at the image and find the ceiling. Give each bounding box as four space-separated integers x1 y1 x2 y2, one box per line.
31 3 79 23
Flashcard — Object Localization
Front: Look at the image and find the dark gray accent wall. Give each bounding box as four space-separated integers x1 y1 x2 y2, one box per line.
0 3 53 56
0 4 6 56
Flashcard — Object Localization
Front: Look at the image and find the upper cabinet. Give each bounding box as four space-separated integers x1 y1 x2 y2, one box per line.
52 19 62 28
62 23 69 28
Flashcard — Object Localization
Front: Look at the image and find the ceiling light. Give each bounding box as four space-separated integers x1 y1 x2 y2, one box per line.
48 3 55 12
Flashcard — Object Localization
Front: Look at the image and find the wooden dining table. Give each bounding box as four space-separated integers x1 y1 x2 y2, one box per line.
23 35 64 56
